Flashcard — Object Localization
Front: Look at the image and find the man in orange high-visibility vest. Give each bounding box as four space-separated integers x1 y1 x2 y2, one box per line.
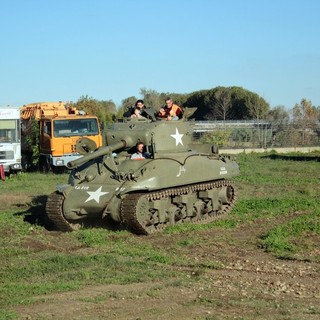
158 97 183 120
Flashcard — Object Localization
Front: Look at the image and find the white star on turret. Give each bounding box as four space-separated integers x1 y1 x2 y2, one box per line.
170 128 184 146
85 186 108 203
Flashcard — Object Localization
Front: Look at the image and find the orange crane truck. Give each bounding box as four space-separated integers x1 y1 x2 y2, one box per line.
21 101 103 172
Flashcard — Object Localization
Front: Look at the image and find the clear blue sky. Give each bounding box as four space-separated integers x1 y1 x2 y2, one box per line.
1 0 320 109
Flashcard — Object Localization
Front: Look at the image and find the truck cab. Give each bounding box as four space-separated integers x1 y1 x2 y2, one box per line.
0 107 22 178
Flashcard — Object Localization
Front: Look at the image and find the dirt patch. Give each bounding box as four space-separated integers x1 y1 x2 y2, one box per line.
0 194 32 211
13 216 320 320
22 231 85 253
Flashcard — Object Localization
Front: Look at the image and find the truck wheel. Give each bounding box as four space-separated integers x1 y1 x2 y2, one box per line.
52 166 66 174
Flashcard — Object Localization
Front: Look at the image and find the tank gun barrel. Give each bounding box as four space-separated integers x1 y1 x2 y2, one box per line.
67 136 134 169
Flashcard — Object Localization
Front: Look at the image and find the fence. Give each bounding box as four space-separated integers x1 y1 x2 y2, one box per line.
192 120 320 149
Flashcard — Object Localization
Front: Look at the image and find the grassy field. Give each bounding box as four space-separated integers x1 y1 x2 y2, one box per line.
0 151 319 319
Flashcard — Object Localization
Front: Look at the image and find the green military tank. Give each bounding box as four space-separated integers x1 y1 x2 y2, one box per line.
45 115 240 234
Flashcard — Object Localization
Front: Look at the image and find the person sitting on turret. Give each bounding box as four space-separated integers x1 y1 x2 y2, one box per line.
131 142 151 160
123 100 148 118
158 97 183 121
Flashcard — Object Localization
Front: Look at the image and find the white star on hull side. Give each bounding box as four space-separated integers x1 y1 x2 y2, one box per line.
85 186 108 203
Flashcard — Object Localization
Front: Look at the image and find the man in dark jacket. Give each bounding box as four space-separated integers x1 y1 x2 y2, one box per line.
123 100 147 118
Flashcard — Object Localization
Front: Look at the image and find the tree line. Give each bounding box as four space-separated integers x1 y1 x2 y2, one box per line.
70 87 320 128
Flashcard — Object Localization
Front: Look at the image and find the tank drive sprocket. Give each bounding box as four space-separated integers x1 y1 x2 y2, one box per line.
120 179 237 235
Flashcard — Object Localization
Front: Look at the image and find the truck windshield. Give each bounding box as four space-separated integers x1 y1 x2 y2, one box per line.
53 118 99 137
0 119 20 143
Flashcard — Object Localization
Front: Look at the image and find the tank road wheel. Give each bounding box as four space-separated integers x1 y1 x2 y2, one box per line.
120 180 238 235
45 192 81 231
191 200 208 221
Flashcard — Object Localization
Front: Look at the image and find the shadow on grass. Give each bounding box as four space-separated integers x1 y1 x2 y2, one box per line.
14 195 125 232
263 154 320 162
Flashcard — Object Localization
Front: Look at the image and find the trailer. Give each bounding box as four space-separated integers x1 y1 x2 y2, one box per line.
0 107 22 179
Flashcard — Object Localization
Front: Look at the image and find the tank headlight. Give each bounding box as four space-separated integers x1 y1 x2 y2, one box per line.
85 173 94 181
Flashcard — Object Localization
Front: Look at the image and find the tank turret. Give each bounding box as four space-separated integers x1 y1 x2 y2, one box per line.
45 117 240 234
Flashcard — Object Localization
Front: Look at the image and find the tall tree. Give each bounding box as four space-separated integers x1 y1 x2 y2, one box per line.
214 88 232 121
245 94 269 120
292 98 318 144
293 98 318 126
184 86 269 120
267 105 290 125
71 95 116 125
140 88 161 109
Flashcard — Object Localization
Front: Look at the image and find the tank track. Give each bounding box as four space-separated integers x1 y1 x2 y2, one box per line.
45 192 77 232
121 179 237 235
